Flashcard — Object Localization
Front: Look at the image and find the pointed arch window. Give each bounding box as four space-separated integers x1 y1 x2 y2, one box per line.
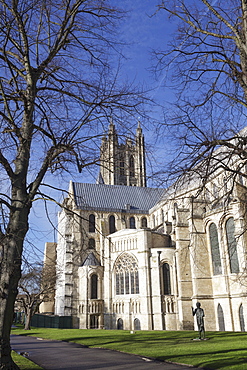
209 223 222 275
89 214 95 233
129 155 135 177
162 263 171 295
115 253 139 295
129 216 136 229
109 215 116 234
90 274 98 299
239 304 245 332
217 304 225 331
226 217 239 273
119 153 125 177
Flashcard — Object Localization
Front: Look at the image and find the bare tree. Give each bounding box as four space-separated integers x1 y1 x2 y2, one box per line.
154 0 247 188
17 262 56 331
0 1 147 368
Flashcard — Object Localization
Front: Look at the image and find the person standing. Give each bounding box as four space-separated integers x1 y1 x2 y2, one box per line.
192 302 205 339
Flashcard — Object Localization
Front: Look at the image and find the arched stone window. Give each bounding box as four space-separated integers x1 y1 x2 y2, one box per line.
134 318 141 330
90 274 98 299
115 253 139 295
88 238 95 249
129 216 136 229
162 263 171 295
109 215 116 234
239 304 245 332
117 318 123 330
209 223 222 275
129 155 135 177
226 217 239 273
217 304 225 331
119 154 125 177
141 217 147 228
89 214 95 233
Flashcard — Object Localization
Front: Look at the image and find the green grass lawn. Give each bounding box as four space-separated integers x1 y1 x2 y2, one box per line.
12 326 247 370
12 351 42 370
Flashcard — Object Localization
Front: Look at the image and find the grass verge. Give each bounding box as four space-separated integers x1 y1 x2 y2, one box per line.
12 351 42 370
12 326 247 370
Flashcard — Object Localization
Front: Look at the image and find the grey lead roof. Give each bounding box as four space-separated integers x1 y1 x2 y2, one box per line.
81 253 101 266
72 182 164 214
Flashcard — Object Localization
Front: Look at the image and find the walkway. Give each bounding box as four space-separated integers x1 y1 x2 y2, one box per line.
11 334 196 370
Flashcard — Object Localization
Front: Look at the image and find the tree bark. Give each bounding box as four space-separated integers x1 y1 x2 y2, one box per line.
0 204 30 369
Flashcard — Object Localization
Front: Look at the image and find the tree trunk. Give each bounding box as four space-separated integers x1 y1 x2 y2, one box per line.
24 309 32 331
0 206 30 369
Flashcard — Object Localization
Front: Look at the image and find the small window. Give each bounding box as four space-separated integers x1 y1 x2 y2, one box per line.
141 217 147 228
109 215 116 234
129 217 136 229
88 238 95 249
89 214 95 233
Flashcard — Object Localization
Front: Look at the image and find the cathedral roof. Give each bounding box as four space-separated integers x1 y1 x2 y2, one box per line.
72 182 164 214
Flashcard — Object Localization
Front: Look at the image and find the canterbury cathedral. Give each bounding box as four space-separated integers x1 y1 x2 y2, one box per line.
47 123 247 332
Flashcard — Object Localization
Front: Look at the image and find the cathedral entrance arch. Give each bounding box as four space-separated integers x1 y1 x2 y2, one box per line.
90 315 99 329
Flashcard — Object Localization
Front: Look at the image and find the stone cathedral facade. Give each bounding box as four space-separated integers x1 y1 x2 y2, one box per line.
53 123 247 332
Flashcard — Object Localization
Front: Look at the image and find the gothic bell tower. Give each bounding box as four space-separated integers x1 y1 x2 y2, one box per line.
98 122 146 187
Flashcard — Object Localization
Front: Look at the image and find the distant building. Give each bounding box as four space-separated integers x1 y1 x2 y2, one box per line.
52 123 247 332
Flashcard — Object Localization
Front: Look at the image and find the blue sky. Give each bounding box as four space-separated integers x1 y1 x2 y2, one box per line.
25 2 177 262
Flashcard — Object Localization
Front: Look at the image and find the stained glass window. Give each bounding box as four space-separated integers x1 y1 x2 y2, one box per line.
115 253 139 295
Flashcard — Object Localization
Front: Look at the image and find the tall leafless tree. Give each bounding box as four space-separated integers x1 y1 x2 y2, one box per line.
0 1 147 368
155 0 247 189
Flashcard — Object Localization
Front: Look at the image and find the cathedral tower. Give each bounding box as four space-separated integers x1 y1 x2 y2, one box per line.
98 122 146 187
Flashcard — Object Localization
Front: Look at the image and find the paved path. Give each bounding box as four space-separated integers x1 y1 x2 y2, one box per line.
11 334 196 370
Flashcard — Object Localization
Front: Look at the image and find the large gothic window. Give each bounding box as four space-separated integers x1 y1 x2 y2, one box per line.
226 217 239 273
89 214 95 233
129 155 135 177
109 215 116 234
90 274 98 299
129 217 136 229
162 263 171 295
209 223 222 275
115 253 139 295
